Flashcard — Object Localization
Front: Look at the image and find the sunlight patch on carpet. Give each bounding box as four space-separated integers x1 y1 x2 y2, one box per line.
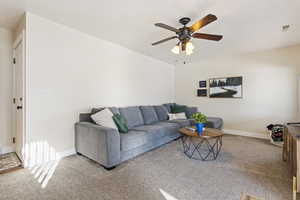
160 188 179 200
25 141 61 188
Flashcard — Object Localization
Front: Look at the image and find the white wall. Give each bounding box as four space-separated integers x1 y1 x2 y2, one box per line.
175 45 300 135
25 13 175 156
0 28 13 153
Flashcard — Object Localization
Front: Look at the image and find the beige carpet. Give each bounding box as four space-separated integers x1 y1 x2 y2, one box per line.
0 135 292 200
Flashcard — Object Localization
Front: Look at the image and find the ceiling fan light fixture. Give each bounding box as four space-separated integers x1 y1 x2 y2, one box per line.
186 48 193 56
186 41 194 51
152 14 222 57
171 44 180 54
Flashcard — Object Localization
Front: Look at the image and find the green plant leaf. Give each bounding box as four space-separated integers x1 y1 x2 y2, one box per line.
191 112 207 123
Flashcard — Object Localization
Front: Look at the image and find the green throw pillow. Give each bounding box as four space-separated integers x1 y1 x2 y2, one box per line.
170 105 186 113
112 114 129 133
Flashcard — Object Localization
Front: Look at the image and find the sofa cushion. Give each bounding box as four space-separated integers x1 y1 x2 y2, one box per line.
131 122 180 140
140 106 159 125
167 119 191 128
163 103 176 113
154 106 169 121
79 113 93 123
185 107 198 119
120 130 148 151
121 122 179 151
206 117 223 129
119 106 144 129
189 119 196 126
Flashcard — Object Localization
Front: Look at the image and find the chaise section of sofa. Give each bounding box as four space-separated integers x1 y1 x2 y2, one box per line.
75 103 223 169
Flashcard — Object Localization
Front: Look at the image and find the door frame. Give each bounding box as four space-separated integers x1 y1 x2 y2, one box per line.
12 30 27 165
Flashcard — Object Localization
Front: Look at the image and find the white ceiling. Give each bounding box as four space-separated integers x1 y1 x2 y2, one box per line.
1 0 300 64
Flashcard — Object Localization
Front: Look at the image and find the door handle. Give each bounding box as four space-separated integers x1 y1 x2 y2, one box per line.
17 106 22 110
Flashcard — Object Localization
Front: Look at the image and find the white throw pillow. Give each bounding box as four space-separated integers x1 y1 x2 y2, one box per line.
168 113 177 120
175 112 187 119
91 108 118 130
168 112 187 120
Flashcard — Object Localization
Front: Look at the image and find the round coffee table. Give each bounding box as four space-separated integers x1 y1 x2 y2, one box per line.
179 127 224 161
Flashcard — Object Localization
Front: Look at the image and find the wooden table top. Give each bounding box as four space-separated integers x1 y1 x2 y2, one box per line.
179 127 224 138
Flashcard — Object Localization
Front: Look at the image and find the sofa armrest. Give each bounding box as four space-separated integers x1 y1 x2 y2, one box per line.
75 122 120 168
185 106 198 119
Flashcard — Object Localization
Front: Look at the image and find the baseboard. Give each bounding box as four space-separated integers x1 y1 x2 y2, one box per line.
0 146 15 155
223 129 268 140
57 148 76 159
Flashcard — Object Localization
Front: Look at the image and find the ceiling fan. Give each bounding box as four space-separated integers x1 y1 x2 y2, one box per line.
152 14 223 55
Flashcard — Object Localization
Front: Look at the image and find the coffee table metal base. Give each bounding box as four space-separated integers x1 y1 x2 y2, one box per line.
181 135 222 161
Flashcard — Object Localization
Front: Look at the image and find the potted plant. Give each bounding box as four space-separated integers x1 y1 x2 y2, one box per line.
191 112 207 135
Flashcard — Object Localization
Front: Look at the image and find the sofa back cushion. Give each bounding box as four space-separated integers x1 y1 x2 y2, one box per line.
154 105 169 121
140 106 159 125
185 107 198 119
79 113 93 123
119 106 144 129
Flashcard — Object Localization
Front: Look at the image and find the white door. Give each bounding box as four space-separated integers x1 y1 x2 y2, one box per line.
13 39 24 161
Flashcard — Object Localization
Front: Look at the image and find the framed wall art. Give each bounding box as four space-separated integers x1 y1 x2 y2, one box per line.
209 76 243 98
197 89 207 97
199 80 207 88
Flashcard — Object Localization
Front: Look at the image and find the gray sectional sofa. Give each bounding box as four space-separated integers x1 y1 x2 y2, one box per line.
75 103 223 169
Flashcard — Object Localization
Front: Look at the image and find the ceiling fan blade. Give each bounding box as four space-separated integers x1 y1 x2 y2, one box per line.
192 33 223 41
152 36 178 46
189 14 217 32
155 23 180 33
